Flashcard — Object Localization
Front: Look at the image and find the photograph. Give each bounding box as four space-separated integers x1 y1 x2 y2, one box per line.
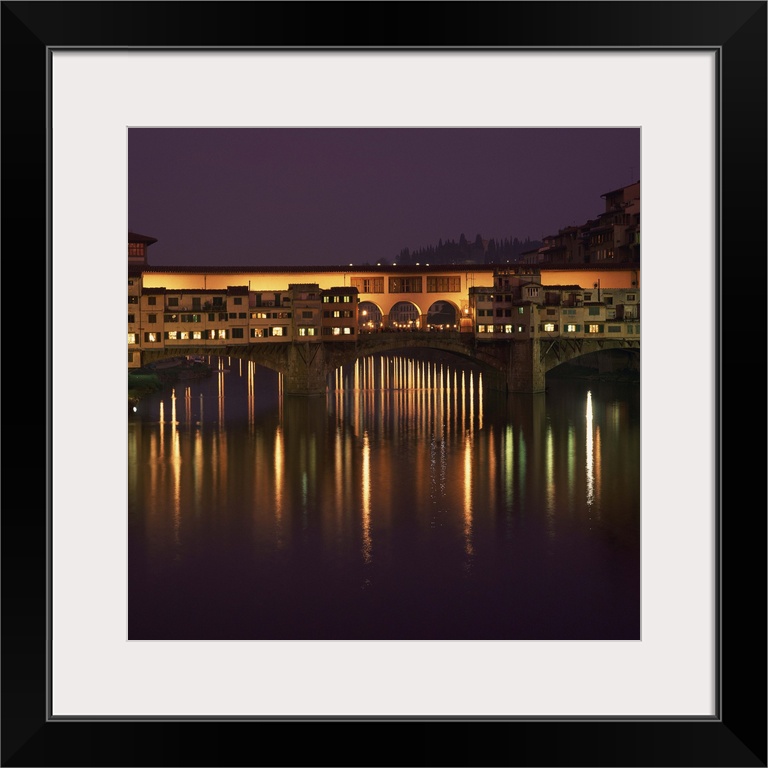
3 1 765 765
126 127 643 642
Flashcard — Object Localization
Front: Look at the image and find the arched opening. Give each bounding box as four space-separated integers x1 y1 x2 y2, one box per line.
388 301 421 330
358 301 383 332
426 300 458 331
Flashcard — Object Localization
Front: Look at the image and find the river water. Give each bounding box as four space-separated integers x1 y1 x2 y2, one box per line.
128 353 640 640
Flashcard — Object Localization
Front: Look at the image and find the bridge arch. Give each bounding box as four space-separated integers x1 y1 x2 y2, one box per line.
388 300 423 329
358 301 383 331
425 299 460 330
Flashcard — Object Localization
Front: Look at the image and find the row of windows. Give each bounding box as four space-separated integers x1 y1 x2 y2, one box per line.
351 277 385 294
295 326 356 336
132 312 256 325
146 296 241 308
350 276 463 293
131 311 363 327
322 294 354 303
323 310 354 318
134 328 245 343
477 307 527 317
477 325 533 334
252 327 286 337
251 311 292 319
389 277 422 293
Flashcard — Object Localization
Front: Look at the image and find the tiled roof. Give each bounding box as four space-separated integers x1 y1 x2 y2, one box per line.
128 231 158 245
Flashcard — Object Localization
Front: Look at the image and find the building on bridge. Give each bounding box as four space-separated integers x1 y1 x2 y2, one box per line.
127 233 640 394
128 274 359 367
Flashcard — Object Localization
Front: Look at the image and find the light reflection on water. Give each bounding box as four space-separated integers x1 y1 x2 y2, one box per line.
129 353 640 640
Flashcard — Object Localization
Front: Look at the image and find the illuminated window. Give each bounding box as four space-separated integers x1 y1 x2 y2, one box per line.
252 312 268 319
180 332 189 340
332 327 342 335
251 328 264 338
128 333 137 344
333 310 341 318
343 295 351 302
166 331 178 340
517 326 525 333
271 327 284 336
217 330 227 339
192 331 202 340
333 296 340 303
588 324 601 333
504 325 513 333
566 324 577 332
544 323 555 332
518 306 525 314
343 327 353 335
144 332 159 343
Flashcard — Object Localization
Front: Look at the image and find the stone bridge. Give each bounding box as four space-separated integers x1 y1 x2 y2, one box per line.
139 331 639 395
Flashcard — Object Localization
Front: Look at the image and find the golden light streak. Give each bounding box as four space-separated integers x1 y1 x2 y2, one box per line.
184 386 192 424
586 390 595 511
171 415 182 555
545 424 555 537
504 425 514 511
274 425 284 542
478 373 483 430
361 430 372 563
463 433 474 558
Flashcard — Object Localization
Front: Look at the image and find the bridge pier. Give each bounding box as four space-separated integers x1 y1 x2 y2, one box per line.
285 342 329 395
505 340 546 394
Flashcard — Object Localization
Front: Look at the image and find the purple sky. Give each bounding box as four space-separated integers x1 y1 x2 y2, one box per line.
129 128 639 267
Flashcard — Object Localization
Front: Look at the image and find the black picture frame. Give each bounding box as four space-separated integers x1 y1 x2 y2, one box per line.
3 2 765 766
